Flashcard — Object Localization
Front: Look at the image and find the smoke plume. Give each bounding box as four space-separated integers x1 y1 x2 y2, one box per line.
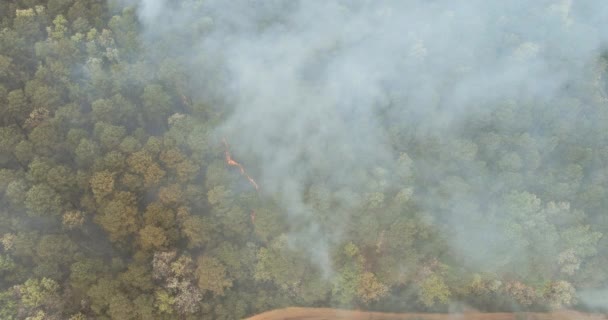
125 0 608 305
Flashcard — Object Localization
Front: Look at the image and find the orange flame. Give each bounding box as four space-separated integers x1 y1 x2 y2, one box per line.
222 138 259 191
246 175 259 190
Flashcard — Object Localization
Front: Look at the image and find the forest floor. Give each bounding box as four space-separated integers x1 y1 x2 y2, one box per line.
245 307 608 320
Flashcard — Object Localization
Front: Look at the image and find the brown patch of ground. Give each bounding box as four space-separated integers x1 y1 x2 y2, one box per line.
245 307 607 320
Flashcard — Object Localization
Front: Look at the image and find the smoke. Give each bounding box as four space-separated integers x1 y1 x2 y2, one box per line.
126 0 608 291
578 288 608 310
137 0 166 22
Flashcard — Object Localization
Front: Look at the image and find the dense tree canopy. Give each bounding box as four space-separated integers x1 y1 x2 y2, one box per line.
1 1 608 319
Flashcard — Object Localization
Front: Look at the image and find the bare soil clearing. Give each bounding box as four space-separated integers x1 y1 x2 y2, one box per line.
246 307 607 320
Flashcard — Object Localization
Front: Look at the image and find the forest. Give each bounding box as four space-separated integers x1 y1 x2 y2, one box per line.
1 0 608 319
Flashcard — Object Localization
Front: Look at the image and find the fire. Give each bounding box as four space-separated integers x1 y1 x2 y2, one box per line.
222 138 259 191
246 175 259 190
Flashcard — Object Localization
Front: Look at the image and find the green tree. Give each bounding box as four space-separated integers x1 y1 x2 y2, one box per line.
69 258 105 291
12 7 45 41
119 263 154 293
33 234 77 279
0 125 23 166
90 170 114 202
16 277 61 310
94 122 126 150
195 256 232 297
418 274 451 308
5 178 29 209
138 225 168 251
25 184 63 217
6 89 31 124
74 138 99 167
543 280 575 309
141 84 171 129
254 235 321 301
95 191 139 242
133 294 155 319
0 289 18 320
357 271 388 304
108 7 139 57
154 289 175 316
87 277 120 316
179 213 213 249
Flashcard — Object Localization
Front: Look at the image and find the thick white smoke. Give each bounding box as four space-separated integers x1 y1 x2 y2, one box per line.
127 0 608 286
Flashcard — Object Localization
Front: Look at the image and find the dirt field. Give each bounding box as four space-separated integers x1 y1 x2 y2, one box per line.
245 307 607 320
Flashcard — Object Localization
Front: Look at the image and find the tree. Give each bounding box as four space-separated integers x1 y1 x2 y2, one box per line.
93 122 126 150
24 79 61 114
5 178 29 209
95 191 139 242
68 313 87 320
0 125 22 166
98 150 126 172
138 225 168 251
0 29 32 77
154 289 175 316
69 258 105 291
543 280 575 309
0 169 17 194
332 265 359 306
144 202 176 230
108 293 137 319
74 138 99 167
26 157 52 183
158 184 183 207
141 84 171 129
6 89 31 124
330 241 382 306
152 251 177 281
107 7 139 57
15 277 60 311
0 56 13 90
87 277 120 316
151 251 203 315
24 183 63 217
195 256 232 297
47 0 75 18
212 242 255 280
91 95 137 125
179 213 213 249
12 8 45 41
0 289 18 320
143 163 166 187
45 163 77 195
119 263 154 293
126 150 166 187
207 185 249 238
504 281 537 307
173 282 202 315
0 254 16 276
90 170 114 202
252 206 285 244
254 235 319 301
13 140 34 165
51 14 69 40
418 274 451 308
357 272 388 303
119 136 141 154
133 294 155 319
